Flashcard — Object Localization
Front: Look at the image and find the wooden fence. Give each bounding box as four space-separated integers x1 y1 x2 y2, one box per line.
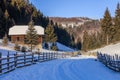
97 52 120 72
0 52 66 74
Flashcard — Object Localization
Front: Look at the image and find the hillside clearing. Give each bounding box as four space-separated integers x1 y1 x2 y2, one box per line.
89 42 120 55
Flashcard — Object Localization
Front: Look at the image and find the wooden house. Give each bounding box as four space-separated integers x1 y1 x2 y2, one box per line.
9 25 44 48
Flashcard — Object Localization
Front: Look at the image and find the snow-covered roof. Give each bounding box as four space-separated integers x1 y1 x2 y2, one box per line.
9 25 44 35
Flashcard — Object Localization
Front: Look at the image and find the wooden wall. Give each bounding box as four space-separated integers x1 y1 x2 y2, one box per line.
11 35 43 44
11 35 25 44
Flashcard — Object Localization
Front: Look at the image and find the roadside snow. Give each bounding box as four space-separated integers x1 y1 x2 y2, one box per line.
0 56 120 80
90 43 120 55
67 55 96 59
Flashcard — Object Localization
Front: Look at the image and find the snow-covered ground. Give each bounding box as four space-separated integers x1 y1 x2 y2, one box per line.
0 39 15 51
0 56 120 80
89 42 120 55
56 42 74 52
0 39 74 53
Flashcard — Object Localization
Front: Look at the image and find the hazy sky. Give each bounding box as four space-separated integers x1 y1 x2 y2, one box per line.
29 0 120 19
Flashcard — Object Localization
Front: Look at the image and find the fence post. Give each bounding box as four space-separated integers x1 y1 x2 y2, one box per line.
53 53 55 59
0 52 2 73
49 52 50 60
43 52 44 61
50 52 51 60
52 52 53 59
38 52 40 61
51 52 52 59
45 53 47 60
56 53 58 59
62 53 64 58
51 52 53 59
7 51 10 71
32 53 34 64
14 53 17 68
54 52 55 59
24 53 26 66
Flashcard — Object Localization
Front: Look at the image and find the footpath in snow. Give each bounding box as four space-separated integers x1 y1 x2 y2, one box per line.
0 56 120 80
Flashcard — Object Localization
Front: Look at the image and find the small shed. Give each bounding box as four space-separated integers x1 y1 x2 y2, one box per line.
9 25 44 48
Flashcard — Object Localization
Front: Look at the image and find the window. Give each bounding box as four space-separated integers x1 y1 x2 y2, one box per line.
17 37 19 41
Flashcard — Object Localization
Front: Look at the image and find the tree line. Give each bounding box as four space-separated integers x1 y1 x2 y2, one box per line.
0 0 49 38
82 3 120 51
1 0 77 51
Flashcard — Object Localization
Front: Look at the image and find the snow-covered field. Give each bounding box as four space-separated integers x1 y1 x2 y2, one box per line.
90 42 120 55
0 40 74 57
0 39 14 50
0 39 74 57
56 42 74 52
0 56 120 80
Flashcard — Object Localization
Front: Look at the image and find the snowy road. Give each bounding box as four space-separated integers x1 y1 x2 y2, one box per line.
0 58 120 80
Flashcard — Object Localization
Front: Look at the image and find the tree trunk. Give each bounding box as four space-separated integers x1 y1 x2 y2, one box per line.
31 44 32 52
107 34 109 45
48 42 51 50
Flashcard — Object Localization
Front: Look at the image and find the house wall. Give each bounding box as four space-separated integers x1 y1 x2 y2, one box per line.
11 35 25 44
38 36 42 43
11 35 43 48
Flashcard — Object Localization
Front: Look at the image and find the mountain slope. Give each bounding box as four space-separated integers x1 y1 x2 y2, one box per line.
90 42 120 55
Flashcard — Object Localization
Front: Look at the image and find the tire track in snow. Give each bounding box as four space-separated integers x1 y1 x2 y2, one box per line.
0 59 120 80
53 59 80 80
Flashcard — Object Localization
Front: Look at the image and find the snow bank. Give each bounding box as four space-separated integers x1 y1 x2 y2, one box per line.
90 42 120 55
67 55 96 59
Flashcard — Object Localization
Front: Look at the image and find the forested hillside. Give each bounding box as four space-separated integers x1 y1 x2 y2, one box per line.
0 0 49 38
1 0 119 51
0 0 100 50
0 0 75 50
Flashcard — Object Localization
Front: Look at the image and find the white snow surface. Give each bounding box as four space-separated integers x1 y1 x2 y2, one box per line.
56 42 74 52
90 42 120 55
0 39 14 50
9 25 44 35
0 55 120 80
0 39 75 53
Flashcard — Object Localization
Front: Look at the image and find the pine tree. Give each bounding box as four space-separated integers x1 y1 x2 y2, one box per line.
2 34 8 46
114 3 120 41
51 43 58 51
45 23 57 50
25 20 39 52
76 38 82 50
0 0 50 38
4 9 9 32
4 9 9 19
101 8 113 45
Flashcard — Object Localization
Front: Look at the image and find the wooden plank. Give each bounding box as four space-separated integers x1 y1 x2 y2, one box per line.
0 52 2 73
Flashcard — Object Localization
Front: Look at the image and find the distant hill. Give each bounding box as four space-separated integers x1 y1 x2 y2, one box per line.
50 17 101 43
49 17 93 28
